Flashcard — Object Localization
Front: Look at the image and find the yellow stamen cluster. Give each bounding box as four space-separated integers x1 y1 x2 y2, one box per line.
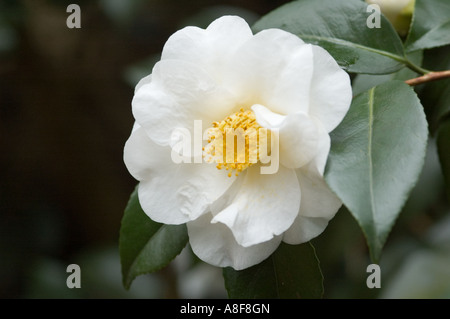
203 108 269 177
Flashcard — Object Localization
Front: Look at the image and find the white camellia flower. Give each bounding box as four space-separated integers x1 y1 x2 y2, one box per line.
124 16 352 270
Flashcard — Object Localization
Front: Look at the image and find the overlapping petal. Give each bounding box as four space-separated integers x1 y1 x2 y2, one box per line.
124 126 235 224
211 165 300 247
223 29 314 115
252 104 330 170
308 45 352 132
132 59 234 146
161 16 253 83
187 213 282 270
283 164 342 244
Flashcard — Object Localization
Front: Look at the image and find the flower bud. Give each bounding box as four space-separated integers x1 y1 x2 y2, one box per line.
366 0 415 36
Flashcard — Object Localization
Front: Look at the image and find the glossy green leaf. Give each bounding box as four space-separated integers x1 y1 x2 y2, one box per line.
119 186 188 289
325 81 428 262
223 242 323 299
437 120 450 201
253 0 406 74
352 51 423 96
405 0 450 52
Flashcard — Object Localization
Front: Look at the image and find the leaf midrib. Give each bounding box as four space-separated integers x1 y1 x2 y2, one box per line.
367 88 377 237
297 34 406 64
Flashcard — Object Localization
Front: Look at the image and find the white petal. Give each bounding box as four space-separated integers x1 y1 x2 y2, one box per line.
296 165 342 219
251 103 285 127
211 165 300 247
124 126 235 224
252 104 326 169
161 16 253 83
188 213 282 270
135 74 152 93
224 29 313 115
161 26 206 62
310 122 331 175
123 123 166 181
132 59 233 146
308 45 352 132
278 113 319 169
138 163 236 224
283 216 330 245
283 165 341 244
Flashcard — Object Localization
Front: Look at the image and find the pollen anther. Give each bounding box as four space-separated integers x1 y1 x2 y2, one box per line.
203 108 270 177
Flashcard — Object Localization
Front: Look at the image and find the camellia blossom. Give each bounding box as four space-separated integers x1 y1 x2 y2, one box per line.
124 16 352 270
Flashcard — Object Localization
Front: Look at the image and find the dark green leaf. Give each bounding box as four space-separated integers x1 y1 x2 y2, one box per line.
253 0 406 74
352 51 423 96
405 0 450 52
119 186 188 289
223 242 323 299
325 81 428 262
437 120 450 201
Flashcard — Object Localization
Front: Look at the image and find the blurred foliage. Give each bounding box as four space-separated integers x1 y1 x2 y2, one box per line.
0 0 448 299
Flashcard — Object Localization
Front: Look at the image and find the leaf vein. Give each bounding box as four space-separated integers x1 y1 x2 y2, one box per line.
297 34 406 64
271 256 280 298
367 88 376 230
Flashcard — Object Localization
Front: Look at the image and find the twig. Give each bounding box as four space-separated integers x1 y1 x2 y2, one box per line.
405 70 450 86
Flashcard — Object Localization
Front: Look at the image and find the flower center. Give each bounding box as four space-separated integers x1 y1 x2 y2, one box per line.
203 108 270 177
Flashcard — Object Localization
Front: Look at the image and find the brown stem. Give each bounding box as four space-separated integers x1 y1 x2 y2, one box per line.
405 70 450 86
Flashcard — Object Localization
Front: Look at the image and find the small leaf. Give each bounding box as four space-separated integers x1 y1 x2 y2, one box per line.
405 0 450 52
437 120 450 201
325 81 428 262
223 242 323 299
253 0 406 74
119 186 188 289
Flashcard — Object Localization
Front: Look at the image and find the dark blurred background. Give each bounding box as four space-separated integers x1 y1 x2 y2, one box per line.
1 0 449 299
